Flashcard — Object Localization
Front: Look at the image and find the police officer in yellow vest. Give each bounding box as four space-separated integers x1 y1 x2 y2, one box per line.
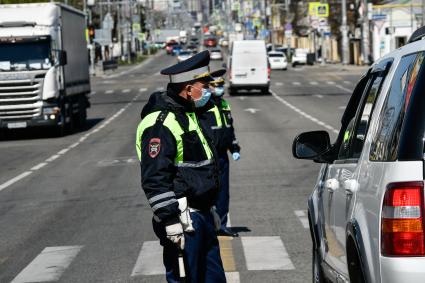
196 69 241 237
135 51 226 283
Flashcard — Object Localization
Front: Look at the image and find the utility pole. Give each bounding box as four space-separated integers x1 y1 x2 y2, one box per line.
362 0 370 65
341 0 349 64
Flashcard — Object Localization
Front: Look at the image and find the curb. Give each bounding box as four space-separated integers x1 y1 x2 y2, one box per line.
101 50 165 79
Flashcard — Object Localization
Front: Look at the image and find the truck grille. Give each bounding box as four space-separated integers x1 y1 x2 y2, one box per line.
0 78 43 120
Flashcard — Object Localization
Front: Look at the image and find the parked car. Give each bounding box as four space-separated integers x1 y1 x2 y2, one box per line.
292 48 308 66
268 51 287 70
229 40 269 95
210 49 222 60
171 44 182 56
176 50 192 62
187 44 198 53
204 37 217 48
292 26 425 283
165 41 178 55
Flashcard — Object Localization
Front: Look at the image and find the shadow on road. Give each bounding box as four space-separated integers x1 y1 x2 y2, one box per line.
0 118 104 141
231 226 251 234
228 90 271 97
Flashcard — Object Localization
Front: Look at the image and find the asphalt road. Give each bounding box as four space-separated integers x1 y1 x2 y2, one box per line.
0 50 367 283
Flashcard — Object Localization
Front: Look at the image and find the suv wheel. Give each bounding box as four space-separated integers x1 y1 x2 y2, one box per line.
347 239 367 283
312 245 324 282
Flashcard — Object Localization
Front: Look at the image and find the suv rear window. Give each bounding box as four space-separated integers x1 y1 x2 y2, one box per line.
370 52 425 161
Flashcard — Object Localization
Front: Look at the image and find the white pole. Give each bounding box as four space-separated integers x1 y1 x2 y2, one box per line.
341 0 349 65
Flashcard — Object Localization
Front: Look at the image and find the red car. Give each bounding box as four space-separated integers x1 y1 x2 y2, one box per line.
203 37 217 47
166 41 178 55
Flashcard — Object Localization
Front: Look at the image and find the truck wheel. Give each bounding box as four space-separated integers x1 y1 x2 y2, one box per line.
262 87 270 95
312 247 325 283
229 87 236 96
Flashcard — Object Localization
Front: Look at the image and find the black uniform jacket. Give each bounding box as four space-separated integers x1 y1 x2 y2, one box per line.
139 89 220 225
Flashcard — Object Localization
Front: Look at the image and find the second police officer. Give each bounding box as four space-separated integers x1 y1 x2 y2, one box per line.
136 51 226 283
196 68 241 237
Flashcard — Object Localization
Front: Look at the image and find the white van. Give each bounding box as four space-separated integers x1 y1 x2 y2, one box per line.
229 40 270 94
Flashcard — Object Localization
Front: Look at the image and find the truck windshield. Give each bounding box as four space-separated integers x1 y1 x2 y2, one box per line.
0 40 52 71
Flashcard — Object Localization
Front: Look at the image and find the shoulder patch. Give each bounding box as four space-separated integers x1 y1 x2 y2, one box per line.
148 138 161 158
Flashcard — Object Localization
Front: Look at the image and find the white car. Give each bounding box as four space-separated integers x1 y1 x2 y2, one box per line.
293 26 425 283
210 49 223 60
268 51 287 70
176 50 192 62
292 48 308 67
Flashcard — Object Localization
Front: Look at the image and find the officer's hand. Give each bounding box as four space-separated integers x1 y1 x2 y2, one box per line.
232 152 241 161
210 206 221 231
165 223 185 250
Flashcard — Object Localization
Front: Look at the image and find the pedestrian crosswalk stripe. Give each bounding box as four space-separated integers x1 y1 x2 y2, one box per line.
275 82 284 86
343 81 351 84
310 81 318 85
294 210 309 229
122 89 131 93
225 272 240 283
292 82 301 86
105 90 114 94
327 81 335 85
241 236 295 271
11 246 83 283
139 88 148 92
131 241 164 276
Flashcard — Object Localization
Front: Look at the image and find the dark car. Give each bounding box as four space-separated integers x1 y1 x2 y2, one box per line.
165 41 179 55
204 37 217 48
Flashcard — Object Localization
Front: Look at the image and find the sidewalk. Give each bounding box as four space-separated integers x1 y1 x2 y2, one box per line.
97 50 165 79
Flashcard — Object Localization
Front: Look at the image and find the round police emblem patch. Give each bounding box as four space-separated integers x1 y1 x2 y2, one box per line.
148 138 161 158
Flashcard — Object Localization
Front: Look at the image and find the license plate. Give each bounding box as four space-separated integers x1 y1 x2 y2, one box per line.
7 122 27 129
235 74 247 78
274 59 281 62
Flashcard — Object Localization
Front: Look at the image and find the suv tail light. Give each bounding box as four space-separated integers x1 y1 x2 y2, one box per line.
381 181 425 256
267 67 271 79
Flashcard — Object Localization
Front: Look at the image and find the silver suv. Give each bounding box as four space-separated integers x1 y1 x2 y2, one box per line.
293 26 425 283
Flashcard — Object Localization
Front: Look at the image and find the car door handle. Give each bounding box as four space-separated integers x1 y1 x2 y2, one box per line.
325 178 339 193
344 179 359 195
251 68 256 71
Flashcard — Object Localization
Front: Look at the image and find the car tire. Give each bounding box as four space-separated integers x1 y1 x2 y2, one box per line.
312 247 325 283
347 245 367 283
261 87 269 95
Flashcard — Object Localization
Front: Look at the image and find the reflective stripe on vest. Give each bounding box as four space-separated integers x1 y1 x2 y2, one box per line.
207 105 223 129
136 111 213 164
220 99 231 127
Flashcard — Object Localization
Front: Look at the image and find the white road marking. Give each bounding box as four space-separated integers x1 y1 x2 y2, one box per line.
11 246 83 283
292 82 301 86
271 90 338 134
89 91 96 96
45 155 59 162
156 87 165 91
30 163 47 171
238 97 245 100
241 236 295 270
122 89 131 93
244 108 260 114
58 148 70 155
225 272 240 283
343 81 351 85
339 106 346 110
131 241 164 276
139 87 148 92
294 210 310 229
309 81 318 85
0 93 142 194
105 90 114 94
227 213 232 228
327 81 335 85
0 171 32 192
275 82 284 86
313 94 323 99
335 84 352 93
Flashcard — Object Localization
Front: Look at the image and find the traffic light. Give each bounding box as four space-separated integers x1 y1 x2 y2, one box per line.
88 25 95 43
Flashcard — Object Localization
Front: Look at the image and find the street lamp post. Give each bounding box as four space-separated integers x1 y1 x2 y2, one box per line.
341 0 349 65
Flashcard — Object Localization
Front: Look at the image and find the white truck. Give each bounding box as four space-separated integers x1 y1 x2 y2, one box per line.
0 3 90 135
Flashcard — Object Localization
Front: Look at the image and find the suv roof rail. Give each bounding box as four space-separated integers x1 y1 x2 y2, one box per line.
408 25 425 44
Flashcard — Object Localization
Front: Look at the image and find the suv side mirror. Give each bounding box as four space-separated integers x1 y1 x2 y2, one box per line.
59 51 67 66
292 131 331 160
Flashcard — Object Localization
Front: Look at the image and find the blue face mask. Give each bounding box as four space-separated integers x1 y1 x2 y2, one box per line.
193 87 212 108
214 86 225 97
